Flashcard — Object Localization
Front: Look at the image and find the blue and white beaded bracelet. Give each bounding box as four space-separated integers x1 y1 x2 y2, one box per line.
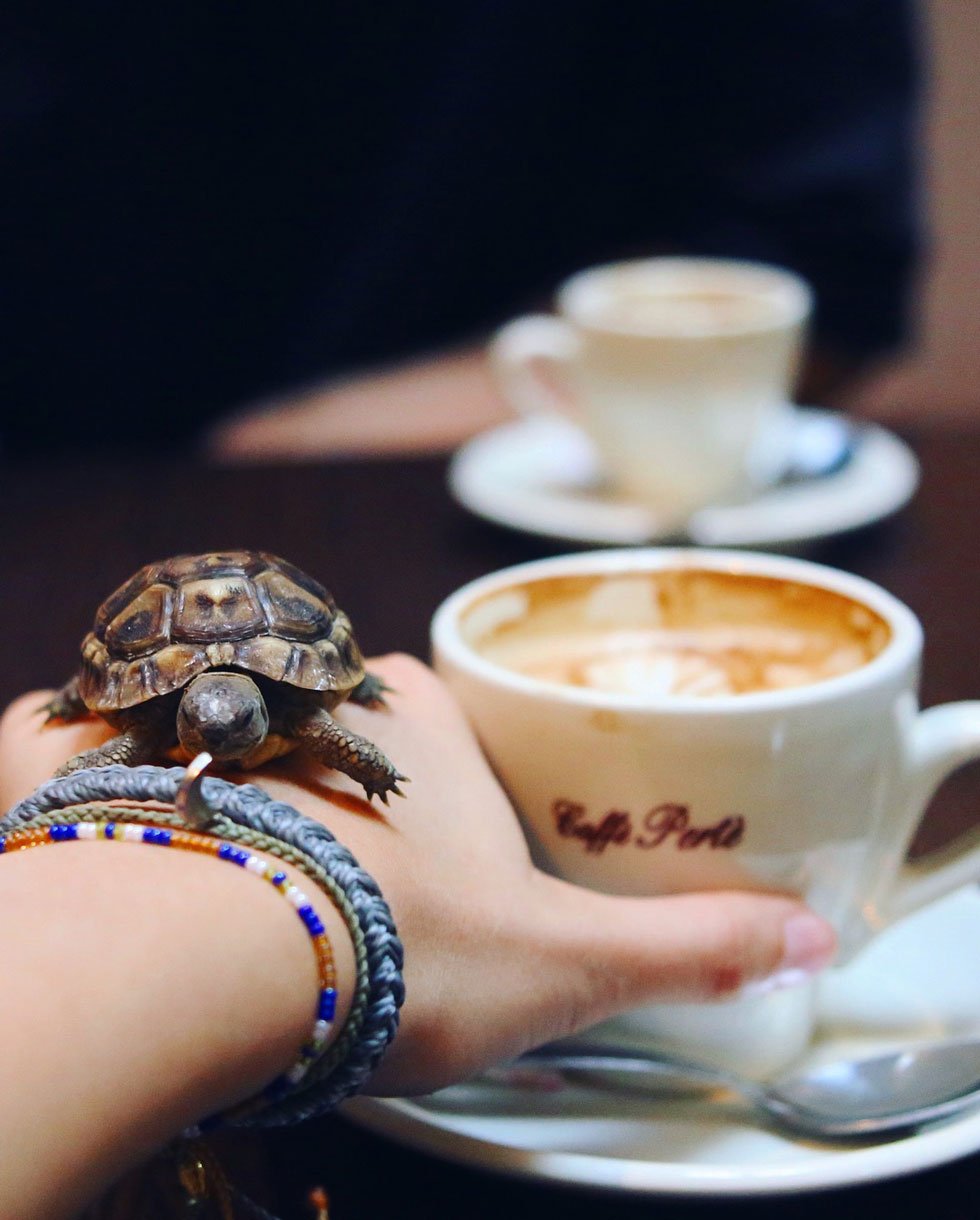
2 762 405 1127
1 817 340 1126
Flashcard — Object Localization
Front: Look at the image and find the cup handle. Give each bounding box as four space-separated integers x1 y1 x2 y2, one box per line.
883 702 980 922
488 315 580 417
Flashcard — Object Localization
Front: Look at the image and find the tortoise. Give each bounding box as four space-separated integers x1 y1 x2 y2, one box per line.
44 550 406 802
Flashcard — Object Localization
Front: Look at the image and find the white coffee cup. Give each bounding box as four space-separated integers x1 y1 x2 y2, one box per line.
432 549 980 1075
489 258 812 530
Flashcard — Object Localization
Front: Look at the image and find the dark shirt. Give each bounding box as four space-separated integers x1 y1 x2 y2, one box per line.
1 2 921 454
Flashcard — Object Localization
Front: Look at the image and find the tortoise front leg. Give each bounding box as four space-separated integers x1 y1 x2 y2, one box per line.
292 709 406 803
42 676 88 724
55 728 169 777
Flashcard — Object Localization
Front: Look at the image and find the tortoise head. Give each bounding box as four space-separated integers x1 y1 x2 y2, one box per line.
176 672 270 762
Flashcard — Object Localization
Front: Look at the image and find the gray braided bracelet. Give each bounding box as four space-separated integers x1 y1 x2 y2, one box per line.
2 763 405 1126
8 801 375 1104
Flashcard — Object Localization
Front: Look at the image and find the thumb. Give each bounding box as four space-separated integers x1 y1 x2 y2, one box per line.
535 875 837 1037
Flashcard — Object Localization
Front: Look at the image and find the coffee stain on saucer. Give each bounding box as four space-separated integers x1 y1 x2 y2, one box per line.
590 709 623 733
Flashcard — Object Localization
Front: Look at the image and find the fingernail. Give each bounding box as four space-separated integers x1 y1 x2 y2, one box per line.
780 912 837 974
741 915 837 998
742 967 811 997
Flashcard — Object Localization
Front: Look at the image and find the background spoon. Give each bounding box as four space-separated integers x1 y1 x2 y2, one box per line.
782 411 858 483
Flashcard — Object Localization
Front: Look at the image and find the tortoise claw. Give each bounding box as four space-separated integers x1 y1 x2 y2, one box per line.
349 672 394 710
40 683 89 724
362 775 410 804
362 783 392 805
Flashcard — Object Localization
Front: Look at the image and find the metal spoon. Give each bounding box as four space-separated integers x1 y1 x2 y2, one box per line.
782 411 858 483
503 1036 980 1138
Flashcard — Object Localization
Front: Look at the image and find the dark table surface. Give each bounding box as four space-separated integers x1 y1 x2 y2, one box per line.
2 424 979 1217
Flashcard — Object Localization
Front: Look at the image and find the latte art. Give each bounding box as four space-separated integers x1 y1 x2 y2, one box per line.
467 569 890 698
492 624 874 696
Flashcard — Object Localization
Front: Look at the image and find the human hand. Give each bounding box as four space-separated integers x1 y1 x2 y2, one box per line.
0 655 836 1098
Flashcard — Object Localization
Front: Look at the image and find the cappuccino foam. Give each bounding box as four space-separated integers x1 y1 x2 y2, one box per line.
466 569 890 698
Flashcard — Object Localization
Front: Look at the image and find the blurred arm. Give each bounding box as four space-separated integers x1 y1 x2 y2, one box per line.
207 346 511 464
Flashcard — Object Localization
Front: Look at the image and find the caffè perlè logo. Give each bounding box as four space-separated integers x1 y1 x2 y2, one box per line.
552 798 746 855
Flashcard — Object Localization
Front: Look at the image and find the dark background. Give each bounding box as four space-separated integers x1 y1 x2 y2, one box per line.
2 1 919 454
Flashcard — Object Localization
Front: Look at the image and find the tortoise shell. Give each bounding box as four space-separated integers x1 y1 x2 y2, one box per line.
78 551 365 712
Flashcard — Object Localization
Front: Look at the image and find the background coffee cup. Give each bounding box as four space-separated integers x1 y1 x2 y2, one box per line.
489 258 812 530
431 549 980 1075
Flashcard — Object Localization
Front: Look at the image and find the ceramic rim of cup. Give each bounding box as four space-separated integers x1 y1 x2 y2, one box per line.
557 257 814 339
430 548 922 715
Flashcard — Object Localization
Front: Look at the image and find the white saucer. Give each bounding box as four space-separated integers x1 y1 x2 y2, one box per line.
447 410 920 549
344 887 980 1197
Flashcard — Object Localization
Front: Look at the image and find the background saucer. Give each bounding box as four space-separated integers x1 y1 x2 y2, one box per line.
448 409 920 549
345 888 980 1197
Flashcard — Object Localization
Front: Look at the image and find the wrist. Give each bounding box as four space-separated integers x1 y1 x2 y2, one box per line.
0 839 354 1217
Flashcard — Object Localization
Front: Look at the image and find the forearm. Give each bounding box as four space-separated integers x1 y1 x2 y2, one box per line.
208 346 511 462
0 839 354 1220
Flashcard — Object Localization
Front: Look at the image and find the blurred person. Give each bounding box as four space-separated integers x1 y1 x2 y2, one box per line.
1 1 920 460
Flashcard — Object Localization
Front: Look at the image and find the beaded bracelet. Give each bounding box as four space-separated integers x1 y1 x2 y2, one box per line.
3 762 405 1126
10 800 374 1102
0 818 339 1127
